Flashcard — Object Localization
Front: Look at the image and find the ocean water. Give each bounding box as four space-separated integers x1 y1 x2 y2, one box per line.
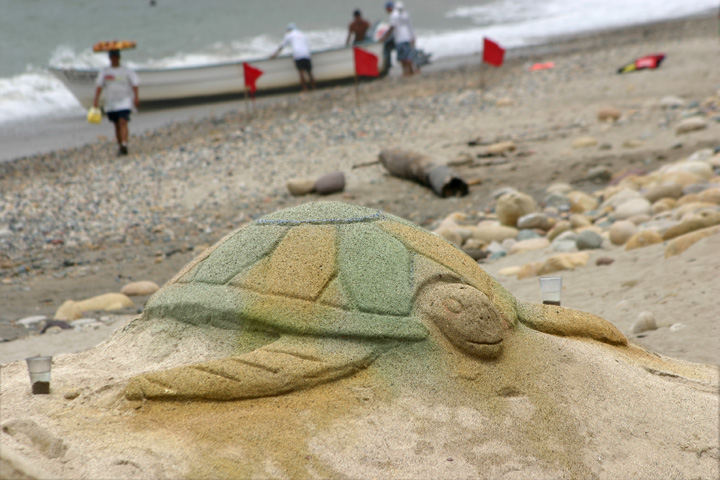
0 0 716 126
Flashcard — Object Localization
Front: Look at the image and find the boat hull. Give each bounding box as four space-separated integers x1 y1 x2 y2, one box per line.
50 43 387 109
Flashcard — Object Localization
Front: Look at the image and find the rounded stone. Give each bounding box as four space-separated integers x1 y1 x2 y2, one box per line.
471 221 519 243
572 136 598 148
665 161 713 180
314 171 346 195
631 311 658 334
516 213 553 230
675 117 707 135
597 107 621 122
547 220 572 241
651 198 677 214
543 193 571 211
569 214 591 229
509 238 550 255
287 178 316 196
643 183 683 203
567 191 599 213
546 182 573 195
576 230 604 250
496 191 538 227
609 220 637 245
121 280 160 297
625 230 663 250
517 229 541 241
698 188 720 204
612 198 652 220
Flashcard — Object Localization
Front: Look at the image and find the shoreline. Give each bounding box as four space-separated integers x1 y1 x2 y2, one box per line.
1 11 716 164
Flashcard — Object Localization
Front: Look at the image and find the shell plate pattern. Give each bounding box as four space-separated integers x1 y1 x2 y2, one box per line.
144 202 518 339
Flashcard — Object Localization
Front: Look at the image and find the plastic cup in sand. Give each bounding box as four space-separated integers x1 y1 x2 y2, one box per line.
539 276 562 306
25 355 52 394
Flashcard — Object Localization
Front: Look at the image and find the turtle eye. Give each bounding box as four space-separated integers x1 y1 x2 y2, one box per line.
443 297 463 314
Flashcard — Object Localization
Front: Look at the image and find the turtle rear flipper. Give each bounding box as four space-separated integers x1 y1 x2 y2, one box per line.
125 336 380 401
517 302 627 346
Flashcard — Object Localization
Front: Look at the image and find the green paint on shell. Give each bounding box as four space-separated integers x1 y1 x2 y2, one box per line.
257 201 382 225
183 224 288 285
337 223 413 316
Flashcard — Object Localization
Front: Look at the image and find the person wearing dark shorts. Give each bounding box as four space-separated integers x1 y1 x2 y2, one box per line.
93 50 139 156
294 58 312 73
272 23 316 91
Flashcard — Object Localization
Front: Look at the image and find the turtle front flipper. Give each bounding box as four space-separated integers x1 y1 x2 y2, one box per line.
517 302 627 346
125 336 381 401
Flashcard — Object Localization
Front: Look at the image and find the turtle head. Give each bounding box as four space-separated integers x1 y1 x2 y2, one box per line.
418 282 510 359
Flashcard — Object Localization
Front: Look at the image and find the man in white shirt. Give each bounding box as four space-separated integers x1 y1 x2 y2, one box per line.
93 50 139 156
381 1 416 76
272 23 316 91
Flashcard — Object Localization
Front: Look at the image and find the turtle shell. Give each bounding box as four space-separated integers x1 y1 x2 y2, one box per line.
144 202 518 339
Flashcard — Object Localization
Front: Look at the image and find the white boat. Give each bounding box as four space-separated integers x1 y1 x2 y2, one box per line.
50 42 388 109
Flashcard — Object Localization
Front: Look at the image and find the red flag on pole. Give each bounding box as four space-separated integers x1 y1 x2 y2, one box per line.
243 62 263 95
353 47 379 77
483 37 505 67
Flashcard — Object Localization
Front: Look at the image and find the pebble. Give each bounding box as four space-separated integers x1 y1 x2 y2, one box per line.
16 315 47 329
516 213 553 230
121 280 160 296
572 136 598 148
595 257 614 266
609 220 637 245
625 230 663 250
675 117 707 134
612 198 652 220
632 311 658 334
496 191 537 227
576 230 604 250
566 191 598 213
597 107 621 122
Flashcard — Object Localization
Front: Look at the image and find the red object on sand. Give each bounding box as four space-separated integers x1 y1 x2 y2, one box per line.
529 61 555 71
483 37 505 67
243 62 263 95
634 54 665 69
353 47 380 77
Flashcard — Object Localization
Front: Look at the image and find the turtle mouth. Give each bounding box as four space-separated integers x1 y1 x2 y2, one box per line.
462 338 503 359
467 338 503 346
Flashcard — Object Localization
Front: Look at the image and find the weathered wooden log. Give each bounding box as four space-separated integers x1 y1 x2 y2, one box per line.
378 148 468 197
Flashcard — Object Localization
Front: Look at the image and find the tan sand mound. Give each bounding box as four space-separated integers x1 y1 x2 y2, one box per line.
1 304 717 479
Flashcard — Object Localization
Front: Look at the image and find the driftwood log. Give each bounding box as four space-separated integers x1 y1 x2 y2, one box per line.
378 148 468 197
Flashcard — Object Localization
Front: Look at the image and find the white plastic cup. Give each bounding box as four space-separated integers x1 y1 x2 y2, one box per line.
25 355 52 394
539 276 562 306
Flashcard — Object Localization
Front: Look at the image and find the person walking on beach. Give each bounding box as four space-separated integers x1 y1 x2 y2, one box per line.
346 9 371 45
93 50 139 156
381 1 417 76
381 1 396 70
272 23 316 91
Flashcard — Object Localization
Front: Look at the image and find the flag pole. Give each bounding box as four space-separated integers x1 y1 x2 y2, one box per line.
354 73 360 106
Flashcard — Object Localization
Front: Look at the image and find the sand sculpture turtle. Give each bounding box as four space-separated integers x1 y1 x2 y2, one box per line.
125 201 626 401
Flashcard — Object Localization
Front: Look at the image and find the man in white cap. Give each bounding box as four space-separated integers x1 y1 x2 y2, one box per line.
93 49 139 155
272 23 316 91
381 1 417 76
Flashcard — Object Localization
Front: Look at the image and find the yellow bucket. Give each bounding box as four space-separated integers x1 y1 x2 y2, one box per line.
87 107 102 124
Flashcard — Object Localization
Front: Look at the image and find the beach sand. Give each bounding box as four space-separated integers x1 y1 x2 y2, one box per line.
1 13 719 480
2 13 718 364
